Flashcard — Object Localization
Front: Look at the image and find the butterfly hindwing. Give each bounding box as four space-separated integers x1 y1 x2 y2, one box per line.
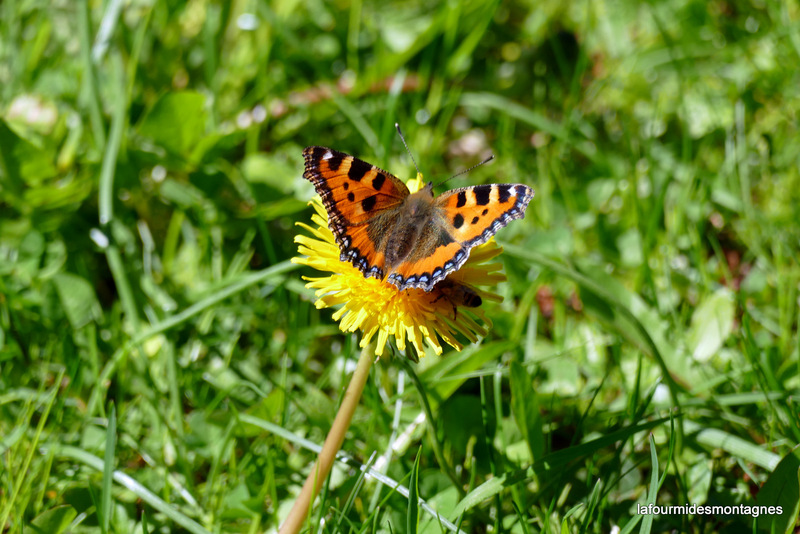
340 222 388 279
386 234 468 290
303 146 409 279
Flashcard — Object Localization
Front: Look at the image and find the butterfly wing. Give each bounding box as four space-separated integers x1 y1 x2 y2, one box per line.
387 184 534 291
435 184 534 246
303 146 410 279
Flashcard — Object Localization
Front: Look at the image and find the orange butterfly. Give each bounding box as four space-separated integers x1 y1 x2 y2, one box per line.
303 146 534 292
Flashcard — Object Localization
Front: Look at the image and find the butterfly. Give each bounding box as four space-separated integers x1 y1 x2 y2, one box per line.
303 146 534 292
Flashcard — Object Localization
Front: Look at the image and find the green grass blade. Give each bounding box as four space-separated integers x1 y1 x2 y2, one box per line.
0 371 62 530
77 0 106 149
638 434 659 534
407 447 421 534
54 446 212 534
331 92 380 156
685 421 780 470
98 52 127 226
100 403 117 534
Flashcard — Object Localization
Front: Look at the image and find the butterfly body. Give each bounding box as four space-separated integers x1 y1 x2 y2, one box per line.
303 146 533 292
435 279 483 309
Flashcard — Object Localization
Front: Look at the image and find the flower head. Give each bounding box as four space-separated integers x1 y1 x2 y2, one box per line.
293 176 506 360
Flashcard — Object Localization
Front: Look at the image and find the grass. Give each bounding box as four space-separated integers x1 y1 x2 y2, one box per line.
1 0 800 532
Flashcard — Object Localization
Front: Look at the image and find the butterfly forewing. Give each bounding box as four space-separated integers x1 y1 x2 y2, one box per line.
304 147 412 278
303 147 409 228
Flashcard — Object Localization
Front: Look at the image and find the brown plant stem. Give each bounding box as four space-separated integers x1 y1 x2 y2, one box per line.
278 344 375 534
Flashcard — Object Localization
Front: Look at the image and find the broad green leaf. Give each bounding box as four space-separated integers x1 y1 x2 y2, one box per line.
159 178 208 210
687 287 735 362
137 91 207 158
756 445 800 534
0 426 25 455
14 230 45 280
617 227 643 268
0 119 57 194
221 484 254 518
241 153 297 193
29 505 77 534
686 456 712 505
52 272 101 328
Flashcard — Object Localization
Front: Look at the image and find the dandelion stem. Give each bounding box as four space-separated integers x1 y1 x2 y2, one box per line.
279 343 375 534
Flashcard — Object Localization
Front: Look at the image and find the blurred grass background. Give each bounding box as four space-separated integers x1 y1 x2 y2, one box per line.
1 0 800 532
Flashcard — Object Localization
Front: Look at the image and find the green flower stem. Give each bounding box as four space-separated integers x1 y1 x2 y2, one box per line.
279 343 375 534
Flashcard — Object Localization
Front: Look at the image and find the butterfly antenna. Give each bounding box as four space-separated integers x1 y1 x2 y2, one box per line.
395 123 422 177
434 154 495 188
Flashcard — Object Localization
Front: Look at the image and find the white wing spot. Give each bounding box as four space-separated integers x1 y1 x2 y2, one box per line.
322 151 333 160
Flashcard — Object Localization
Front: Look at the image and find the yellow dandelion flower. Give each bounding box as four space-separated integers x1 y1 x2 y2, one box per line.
293 176 507 361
